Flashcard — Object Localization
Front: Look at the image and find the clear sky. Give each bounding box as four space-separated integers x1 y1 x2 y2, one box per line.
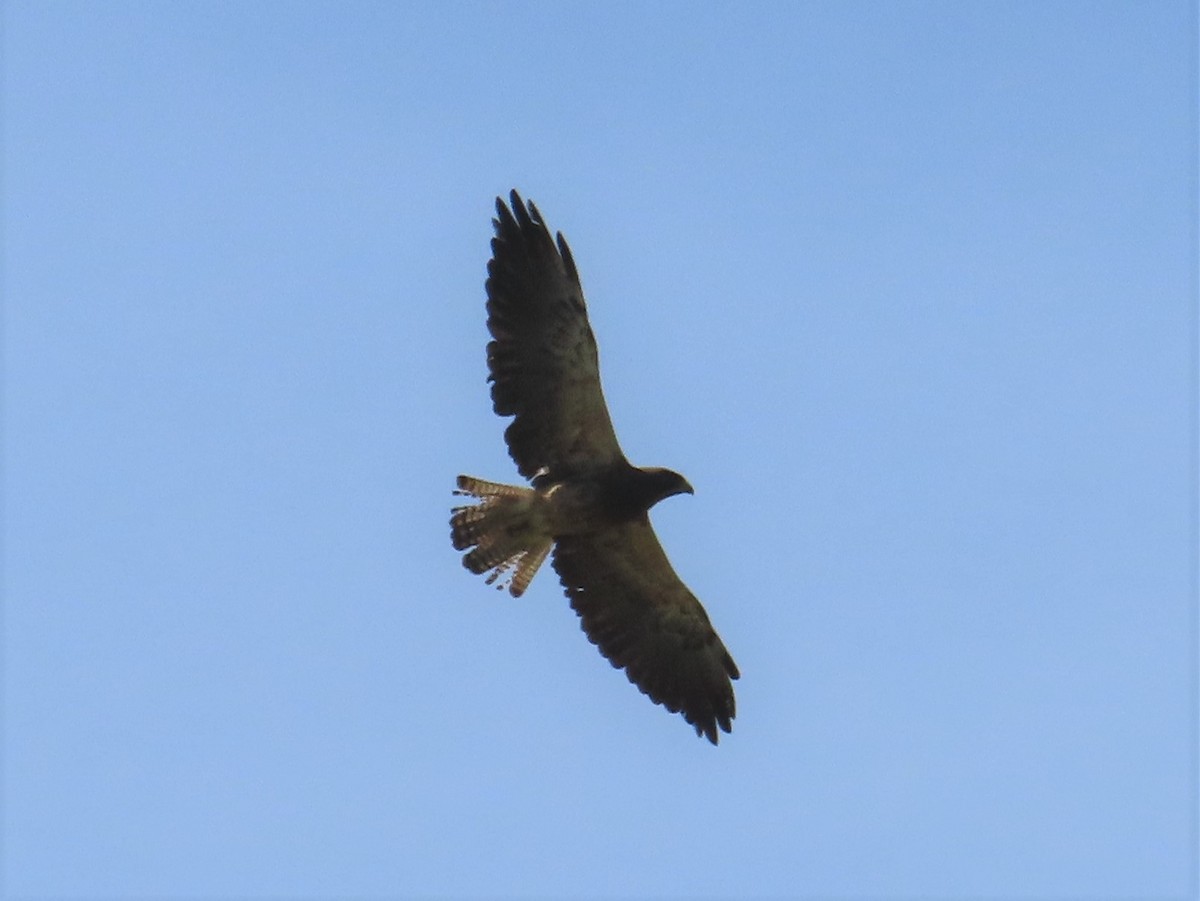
3 2 1196 898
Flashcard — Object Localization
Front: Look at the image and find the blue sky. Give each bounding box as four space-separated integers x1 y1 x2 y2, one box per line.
3 2 1195 898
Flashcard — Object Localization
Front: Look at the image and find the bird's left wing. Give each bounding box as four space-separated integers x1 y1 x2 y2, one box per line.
485 191 626 481
552 519 739 744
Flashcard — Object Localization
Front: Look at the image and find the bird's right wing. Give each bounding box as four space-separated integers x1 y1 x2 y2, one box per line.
552 517 739 744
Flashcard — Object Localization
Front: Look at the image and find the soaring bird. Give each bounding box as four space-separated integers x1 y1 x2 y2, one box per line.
451 191 738 744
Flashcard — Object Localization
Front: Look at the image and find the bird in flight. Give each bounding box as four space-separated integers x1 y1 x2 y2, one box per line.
451 191 739 744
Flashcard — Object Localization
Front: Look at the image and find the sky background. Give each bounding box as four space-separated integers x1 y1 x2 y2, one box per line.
3 2 1196 898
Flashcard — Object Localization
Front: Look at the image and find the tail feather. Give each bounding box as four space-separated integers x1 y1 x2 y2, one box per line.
451 475 552 597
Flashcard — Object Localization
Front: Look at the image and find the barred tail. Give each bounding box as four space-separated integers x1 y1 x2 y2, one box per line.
450 475 552 597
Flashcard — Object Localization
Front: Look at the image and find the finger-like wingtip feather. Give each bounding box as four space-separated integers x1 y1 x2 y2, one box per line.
557 232 580 285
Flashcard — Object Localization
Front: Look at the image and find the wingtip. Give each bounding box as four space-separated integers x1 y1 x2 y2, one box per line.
493 194 517 234
500 189 532 220
691 709 734 745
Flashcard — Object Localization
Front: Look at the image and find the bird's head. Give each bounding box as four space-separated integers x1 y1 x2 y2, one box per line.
641 466 694 507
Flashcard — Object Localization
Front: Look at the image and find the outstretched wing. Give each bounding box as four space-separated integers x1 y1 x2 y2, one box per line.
486 190 626 481
552 519 740 744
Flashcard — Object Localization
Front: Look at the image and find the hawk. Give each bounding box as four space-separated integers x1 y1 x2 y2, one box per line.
451 191 739 744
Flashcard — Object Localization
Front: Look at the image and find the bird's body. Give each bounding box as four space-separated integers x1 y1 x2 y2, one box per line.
451 191 738 744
